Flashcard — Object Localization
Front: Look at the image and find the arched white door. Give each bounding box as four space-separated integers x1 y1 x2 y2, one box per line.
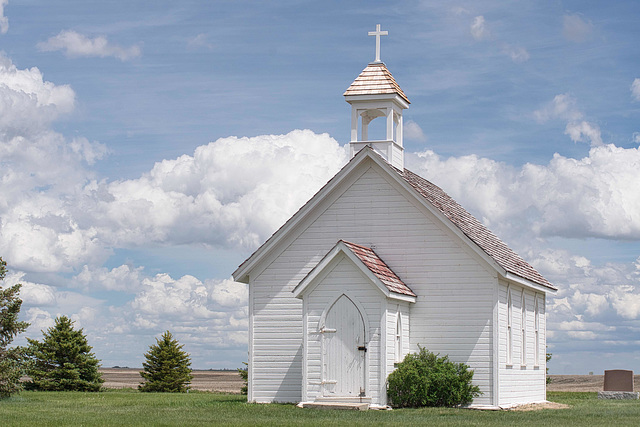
322 295 366 397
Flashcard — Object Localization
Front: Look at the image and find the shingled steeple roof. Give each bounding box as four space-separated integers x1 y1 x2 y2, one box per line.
343 62 410 104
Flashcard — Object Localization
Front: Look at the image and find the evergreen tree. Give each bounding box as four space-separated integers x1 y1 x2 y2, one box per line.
0 257 29 398
24 315 103 391
139 331 193 393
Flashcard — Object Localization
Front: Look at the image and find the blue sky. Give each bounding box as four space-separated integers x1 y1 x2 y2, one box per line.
2 1 640 374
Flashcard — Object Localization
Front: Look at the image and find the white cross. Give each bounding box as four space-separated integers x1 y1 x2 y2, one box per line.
368 24 388 63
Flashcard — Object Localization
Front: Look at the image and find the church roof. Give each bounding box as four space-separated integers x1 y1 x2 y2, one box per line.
399 168 556 290
234 148 555 292
343 62 410 104
340 240 416 297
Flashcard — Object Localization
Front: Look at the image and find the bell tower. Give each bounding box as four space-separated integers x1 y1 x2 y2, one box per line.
344 24 410 170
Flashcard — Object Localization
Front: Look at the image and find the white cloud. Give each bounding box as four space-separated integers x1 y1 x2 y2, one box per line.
407 143 640 241
208 279 248 308
73 264 144 292
70 137 108 165
2 272 57 306
87 130 348 250
631 78 640 102
37 30 141 61
0 0 8 34
470 16 489 40
533 93 581 123
0 54 75 131
0 55 108 273
502 44 530 63
564 120 602 147
187 33 214 50
404 120 427 142
563 13 594 43
23 307 55 332
534 94 602 146
633 132 640 144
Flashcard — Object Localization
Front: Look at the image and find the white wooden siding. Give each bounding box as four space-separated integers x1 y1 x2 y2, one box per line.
384 301 410 405
249 164 496 405
497 280 546 405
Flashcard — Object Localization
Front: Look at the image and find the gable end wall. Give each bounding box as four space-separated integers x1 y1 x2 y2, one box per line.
248 164 497 405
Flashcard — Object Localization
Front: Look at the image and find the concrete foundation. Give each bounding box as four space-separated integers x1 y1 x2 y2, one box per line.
597 391 640 400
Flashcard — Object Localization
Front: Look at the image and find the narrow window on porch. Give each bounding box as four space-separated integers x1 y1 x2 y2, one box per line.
395 313 402 363
507 287 513 365
521 290 526 366
534 294 540 366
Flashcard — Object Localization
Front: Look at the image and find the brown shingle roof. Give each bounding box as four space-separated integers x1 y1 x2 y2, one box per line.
341 240 416 297
343 62 410 104
399 168 555 290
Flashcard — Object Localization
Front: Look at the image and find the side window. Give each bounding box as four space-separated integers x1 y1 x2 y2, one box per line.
395 313 402 363
507 286 512 365
521 290 526 365
534 294 540 366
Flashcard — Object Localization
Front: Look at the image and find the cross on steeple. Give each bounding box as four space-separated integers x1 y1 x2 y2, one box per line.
368 24 388 63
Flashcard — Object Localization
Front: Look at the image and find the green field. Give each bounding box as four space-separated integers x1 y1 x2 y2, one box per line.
1 391 639 426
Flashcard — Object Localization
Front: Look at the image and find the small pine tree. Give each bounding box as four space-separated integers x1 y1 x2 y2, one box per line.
139 331 193 393
238 362 248 395
24 316 103 391
0 257 29 398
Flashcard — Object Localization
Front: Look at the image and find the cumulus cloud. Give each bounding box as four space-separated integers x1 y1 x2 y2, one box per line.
404 120 427 142
470 16 489 40
534 94 602 146
86 130 348 250
407 143 640 241
0 55 109 273
631 78 640 102
564 120 602 146
73 264 144 292
0 54 75 132
2 272 57 306
563 13 594 43
37 30 141 61
0 0 8 34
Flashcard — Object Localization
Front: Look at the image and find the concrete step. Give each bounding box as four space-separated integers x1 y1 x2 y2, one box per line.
299 402 369 411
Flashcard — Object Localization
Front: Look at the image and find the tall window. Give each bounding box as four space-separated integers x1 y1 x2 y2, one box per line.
507 287 512 365
395 313 402 363
534 294 540 366
521 290 526 365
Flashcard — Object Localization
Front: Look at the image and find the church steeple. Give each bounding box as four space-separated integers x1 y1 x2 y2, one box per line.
344 24 410 170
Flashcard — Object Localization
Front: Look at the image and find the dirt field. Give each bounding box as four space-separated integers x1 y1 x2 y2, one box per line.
547 375 640 392
100 369 636 393
100 368 243 393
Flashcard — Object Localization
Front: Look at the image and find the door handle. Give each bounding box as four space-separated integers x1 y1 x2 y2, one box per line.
358 346 367 352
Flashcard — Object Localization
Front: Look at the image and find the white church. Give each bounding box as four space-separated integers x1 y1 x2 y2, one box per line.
233 25 557 409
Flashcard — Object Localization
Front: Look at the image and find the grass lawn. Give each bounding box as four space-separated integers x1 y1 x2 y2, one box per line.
1 391 639 426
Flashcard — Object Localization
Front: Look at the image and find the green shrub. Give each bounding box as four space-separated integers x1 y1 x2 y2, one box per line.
387 346 481 408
